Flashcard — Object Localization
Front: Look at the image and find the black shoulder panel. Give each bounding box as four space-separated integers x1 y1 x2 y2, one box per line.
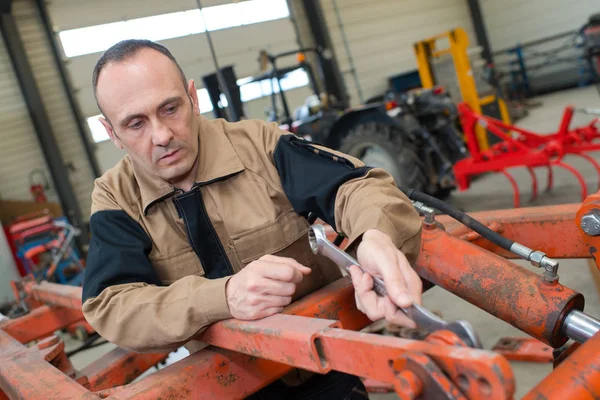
273 134 371 231
82 210 161 302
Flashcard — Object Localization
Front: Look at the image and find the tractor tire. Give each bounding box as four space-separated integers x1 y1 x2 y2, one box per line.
339 123 428 193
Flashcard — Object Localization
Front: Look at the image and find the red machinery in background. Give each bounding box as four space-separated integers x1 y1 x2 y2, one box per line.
453 102 600 207
2 190 600 398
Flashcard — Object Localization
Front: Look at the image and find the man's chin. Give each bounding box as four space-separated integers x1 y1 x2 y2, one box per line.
158 165 194 185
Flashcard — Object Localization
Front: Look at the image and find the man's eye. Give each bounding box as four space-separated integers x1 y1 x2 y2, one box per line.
165 105 178 114
129 121 143 130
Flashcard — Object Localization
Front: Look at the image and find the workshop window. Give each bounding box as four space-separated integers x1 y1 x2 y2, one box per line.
58 0 290 58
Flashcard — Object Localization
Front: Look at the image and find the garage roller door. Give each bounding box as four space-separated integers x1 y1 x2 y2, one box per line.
321 0 476 106
12 0 98 220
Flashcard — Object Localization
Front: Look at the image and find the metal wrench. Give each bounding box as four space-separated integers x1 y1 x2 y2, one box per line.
308 224 483 348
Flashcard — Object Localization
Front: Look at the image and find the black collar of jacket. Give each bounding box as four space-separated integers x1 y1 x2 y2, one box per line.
133 115 245 215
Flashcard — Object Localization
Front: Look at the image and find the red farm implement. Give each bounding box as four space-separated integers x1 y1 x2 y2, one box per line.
453 102 600 207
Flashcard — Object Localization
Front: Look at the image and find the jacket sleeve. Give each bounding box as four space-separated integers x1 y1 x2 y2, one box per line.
260 122 422 264
82 181 231 353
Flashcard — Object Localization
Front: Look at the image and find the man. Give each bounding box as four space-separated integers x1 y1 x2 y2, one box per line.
83 39 423 399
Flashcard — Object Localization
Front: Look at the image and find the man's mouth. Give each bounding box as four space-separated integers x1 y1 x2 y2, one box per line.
160 149 180 162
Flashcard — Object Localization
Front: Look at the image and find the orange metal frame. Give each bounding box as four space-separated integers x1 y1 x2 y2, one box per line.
1 192 600 399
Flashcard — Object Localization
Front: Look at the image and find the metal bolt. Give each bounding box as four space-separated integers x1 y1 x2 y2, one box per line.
581 213 600 236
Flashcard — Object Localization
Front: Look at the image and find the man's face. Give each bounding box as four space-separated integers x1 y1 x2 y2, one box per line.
95 48 201 185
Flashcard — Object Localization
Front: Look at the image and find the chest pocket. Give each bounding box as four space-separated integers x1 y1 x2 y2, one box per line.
231 209 309 265
150 249 205 284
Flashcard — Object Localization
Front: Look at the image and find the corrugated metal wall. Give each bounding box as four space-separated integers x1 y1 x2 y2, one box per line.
480 0 598 51
0 2 57 205
320 0 476 106
12 0 96 219
481 0 598 94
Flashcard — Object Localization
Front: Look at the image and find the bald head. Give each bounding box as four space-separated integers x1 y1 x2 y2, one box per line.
92 39 187 116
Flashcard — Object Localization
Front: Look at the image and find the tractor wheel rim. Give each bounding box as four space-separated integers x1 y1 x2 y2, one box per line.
348 143 402 184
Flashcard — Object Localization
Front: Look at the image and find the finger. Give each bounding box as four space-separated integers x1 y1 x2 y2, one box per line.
397 251 423 306
384 296 416 328
348 265 360 284
378 254 412 308
357 268 375 294
260 255 312 275
260 279 296 297
356 286 385 321
259 263 304 283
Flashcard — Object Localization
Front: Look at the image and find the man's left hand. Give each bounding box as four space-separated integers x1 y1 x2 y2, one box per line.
348 229 422 328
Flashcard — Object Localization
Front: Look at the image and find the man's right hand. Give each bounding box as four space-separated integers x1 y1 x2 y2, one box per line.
225 254 311 320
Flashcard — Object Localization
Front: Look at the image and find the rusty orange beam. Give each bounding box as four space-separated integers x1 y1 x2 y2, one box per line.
415 225 584 348
436 203 588 259
0 329 97 399
29 281 83 310
0 279 370 400
82 348 169 392
103 279 370 399
201 313 514 399
0 305 84 344
102 346 293 399
524 332 600 399
317 329 513 399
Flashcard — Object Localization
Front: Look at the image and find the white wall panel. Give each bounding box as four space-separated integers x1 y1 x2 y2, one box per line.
321 0 476 105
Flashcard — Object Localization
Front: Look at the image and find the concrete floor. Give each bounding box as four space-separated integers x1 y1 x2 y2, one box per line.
63 85 600 399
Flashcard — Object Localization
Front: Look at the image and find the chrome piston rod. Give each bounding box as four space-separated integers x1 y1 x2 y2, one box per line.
562 310 600 343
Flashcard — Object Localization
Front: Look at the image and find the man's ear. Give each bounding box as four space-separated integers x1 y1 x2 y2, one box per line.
187 79 200 116
99 116 123 150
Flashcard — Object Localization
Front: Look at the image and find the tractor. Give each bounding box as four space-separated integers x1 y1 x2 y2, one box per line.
250 47 466 198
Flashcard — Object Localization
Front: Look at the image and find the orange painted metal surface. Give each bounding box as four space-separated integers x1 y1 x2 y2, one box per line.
436 203 587 260
576 191 600 269
0 329 95 399
201 314 341 373
82 348 169 392
318 329 513 399
394 370 423 400
0 304 84 344
105 279 372 399
492 337 554 363
392 353 466 400
29 281 83 310
415 225 584 347
524 332 600 400
201 314 514 399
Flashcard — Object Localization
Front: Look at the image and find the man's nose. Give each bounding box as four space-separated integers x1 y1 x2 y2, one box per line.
151 121 173 147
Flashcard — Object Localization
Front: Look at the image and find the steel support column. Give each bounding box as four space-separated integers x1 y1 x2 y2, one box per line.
466 0 493 64
0 0 88 245
34 0 101 179
300 0 349 107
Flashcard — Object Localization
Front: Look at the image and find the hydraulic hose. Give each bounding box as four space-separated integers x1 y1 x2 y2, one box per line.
403 188 560 281
404 188 514 251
